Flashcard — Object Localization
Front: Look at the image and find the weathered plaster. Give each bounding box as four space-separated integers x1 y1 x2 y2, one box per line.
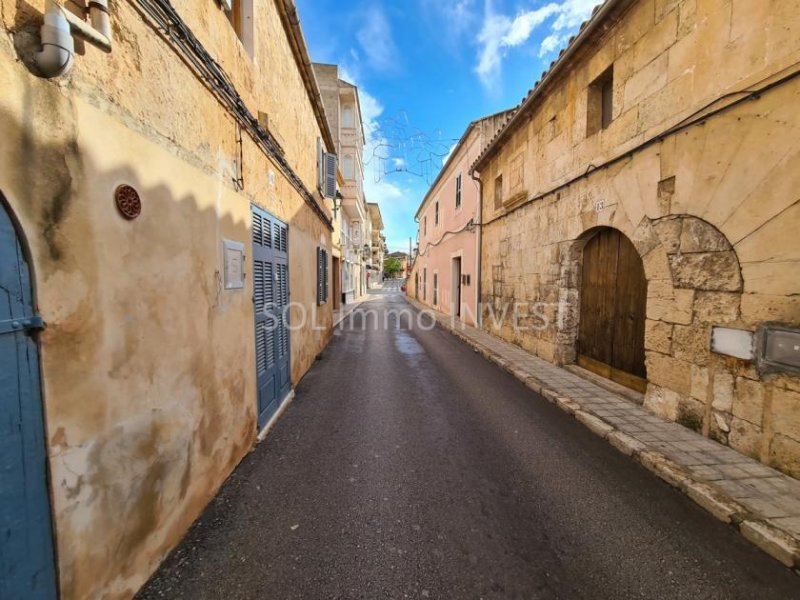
1 1 333 597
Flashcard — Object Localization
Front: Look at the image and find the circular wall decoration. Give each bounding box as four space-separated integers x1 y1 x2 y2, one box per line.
114 185 142 220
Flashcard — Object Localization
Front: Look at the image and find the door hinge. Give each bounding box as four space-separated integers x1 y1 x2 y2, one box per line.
0 315 46 336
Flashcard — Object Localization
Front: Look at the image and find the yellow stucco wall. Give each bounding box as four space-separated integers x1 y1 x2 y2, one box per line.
478 0 800 477
1 1 333 597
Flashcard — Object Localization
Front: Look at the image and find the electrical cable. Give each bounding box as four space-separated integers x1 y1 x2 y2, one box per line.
127 0 333 229
479 64 800 228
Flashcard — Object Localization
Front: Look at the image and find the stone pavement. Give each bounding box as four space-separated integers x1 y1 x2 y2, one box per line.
405 298 800 571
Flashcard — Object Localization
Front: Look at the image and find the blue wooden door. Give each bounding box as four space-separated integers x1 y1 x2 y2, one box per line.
0 201 57 599
252 206 291 428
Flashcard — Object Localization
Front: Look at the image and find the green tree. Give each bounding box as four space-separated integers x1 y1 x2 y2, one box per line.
384 256 402 278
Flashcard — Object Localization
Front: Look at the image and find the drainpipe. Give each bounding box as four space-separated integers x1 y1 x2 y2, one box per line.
88 1 112 46
34 0 113 78
35 0 74 78
62 0 112 52
470 170 483 328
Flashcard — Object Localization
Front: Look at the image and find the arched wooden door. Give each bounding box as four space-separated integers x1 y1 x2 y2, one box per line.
577 228 647 392
0 200 57 598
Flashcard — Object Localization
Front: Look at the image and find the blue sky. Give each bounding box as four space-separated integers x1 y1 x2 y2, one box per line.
296 0 602 253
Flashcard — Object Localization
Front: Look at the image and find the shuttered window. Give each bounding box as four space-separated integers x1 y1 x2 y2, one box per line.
455 174 462 208
317 139 337 199
324 153 337 199
317 247 329 305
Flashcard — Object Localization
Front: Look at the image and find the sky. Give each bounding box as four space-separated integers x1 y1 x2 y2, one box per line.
295 0 603 253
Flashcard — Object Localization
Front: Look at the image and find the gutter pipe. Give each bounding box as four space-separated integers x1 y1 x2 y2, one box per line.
35 0 74 78
35 0 113 79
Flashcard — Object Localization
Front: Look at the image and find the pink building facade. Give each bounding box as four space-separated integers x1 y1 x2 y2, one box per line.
411 112 513 325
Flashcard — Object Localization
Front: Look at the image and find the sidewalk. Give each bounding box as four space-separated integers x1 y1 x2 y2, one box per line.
405 297 800 571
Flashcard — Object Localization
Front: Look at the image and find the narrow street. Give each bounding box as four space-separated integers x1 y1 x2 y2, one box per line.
138 285 799 600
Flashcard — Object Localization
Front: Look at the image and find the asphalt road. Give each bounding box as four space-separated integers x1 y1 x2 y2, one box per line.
138 286 800 600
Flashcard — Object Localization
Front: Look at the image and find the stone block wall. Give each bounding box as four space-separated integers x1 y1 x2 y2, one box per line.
478 0 800 478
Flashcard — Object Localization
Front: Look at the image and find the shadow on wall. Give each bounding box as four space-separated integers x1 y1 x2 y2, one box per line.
0 92 264 599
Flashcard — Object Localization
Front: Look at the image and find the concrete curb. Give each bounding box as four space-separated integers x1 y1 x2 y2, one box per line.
405 297 800 572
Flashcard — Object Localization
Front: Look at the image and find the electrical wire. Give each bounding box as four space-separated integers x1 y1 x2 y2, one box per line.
480 64 800 228
128 0 333 229
416 218 475 258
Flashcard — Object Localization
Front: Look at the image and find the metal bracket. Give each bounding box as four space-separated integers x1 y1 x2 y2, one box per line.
0 315 46 336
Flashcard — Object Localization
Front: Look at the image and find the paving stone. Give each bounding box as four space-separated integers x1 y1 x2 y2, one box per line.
740 521 800 568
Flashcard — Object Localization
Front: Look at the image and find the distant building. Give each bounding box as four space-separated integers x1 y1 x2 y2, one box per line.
314 63 370 304
409 111 512 325
368 202 386 287
387 251 410 278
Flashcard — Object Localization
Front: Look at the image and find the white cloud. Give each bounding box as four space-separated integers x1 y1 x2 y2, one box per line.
501 3 560 46
356 7 399 72
538 33 567 57
420 0 479 47
475 0 602 88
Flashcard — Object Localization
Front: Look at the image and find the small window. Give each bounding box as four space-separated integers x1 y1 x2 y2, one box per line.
225 1 254 57
423 268 427 301
342 155 355 180
587 65 614 136
435 201 440 226
494 174 503 209
424 216 427 237
317 247 329 305
433 273 438 306
342 105 355 128
455 174 462 209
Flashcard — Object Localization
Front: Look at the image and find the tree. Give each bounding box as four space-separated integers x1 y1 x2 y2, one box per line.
384 256 402 278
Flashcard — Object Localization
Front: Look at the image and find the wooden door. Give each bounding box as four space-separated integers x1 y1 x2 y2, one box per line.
332 256 341 310
252 206 291 429
578 228 647 392
0 200 57 598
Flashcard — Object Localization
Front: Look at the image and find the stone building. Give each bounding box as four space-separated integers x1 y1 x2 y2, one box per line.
313 63 370 304
0 1 337 598
472 0 800 477
411 111 513 325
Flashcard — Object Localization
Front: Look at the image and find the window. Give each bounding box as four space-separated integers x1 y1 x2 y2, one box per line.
423 268 427 301
433 273 438 306
423 216 427 237
587 65 614 136
225 1 254 57
494 174 503 209
455 174 462 209
318 138 337 198
342 155 355 180
317 247 329 305
342 104 355 128
435 201 440 226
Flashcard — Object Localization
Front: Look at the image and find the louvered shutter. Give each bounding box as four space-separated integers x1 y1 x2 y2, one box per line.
324 153 337 199
323 250 329 302
317 137 323 190
316 247 323 305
